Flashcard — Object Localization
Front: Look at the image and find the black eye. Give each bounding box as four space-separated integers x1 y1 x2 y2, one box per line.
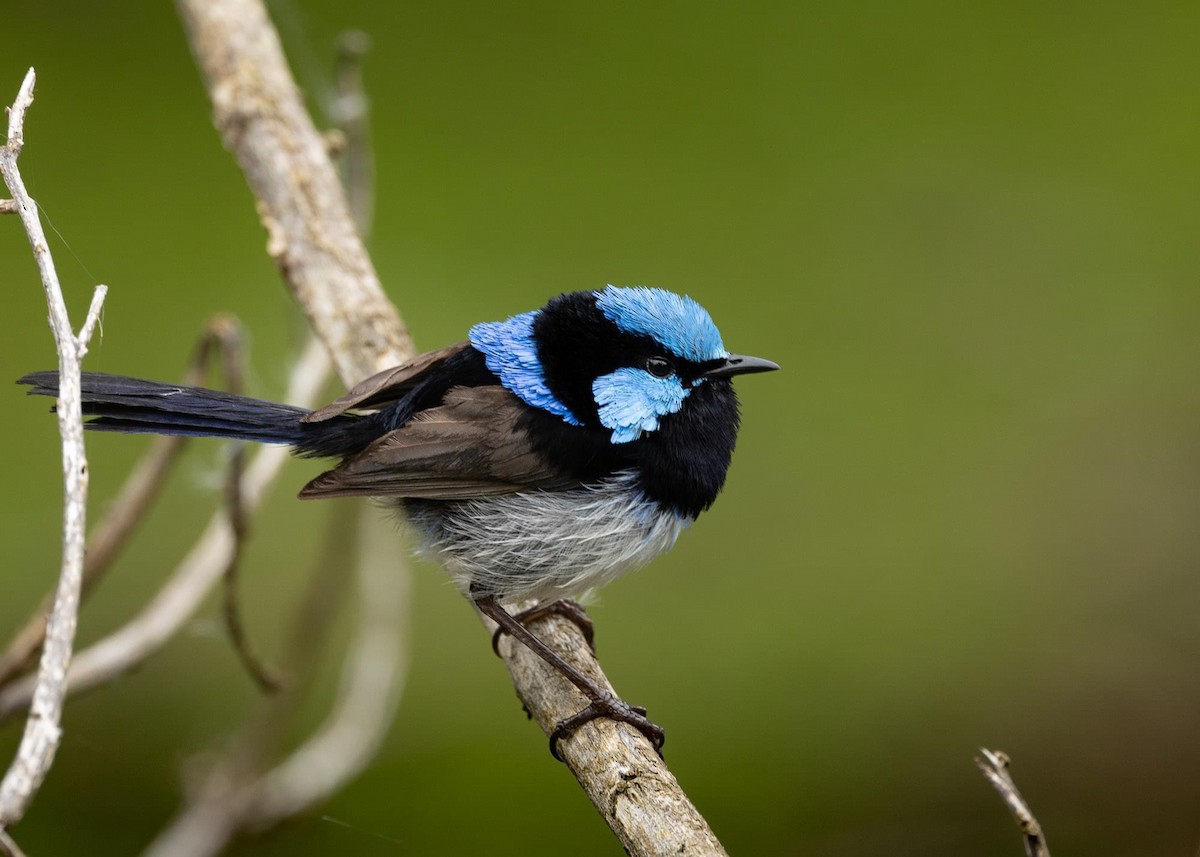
645 356 673 378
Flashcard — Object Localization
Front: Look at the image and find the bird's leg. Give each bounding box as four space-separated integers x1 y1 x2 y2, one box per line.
474 593 664 761
491 598 595 655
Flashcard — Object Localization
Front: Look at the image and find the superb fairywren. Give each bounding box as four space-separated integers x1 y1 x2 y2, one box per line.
20 286 777 757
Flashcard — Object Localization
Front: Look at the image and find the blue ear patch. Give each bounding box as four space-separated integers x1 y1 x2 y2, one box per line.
595 286 728 363
469 312 582 425
593 367 690 443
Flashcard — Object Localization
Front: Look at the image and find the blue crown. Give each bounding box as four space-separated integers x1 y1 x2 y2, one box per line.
594 286 728 363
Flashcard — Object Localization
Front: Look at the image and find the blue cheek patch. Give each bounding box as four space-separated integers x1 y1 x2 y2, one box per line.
469 312 582 425
593 367 690 443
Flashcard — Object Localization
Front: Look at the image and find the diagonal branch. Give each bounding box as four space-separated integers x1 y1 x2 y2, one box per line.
139 31 410 854
174 0 410 380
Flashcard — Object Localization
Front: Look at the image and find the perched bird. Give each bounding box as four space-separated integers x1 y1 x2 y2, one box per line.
20 285 777 757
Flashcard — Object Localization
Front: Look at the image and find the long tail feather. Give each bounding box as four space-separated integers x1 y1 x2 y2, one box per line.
18 371 380 459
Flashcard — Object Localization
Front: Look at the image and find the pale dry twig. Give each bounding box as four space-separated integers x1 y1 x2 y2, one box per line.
976 748 1051 857
0 68 109 832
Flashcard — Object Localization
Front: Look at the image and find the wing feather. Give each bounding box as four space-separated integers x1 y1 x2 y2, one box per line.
298 386 577 500
302 342 471 423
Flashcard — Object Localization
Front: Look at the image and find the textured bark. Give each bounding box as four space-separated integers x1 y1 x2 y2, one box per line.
498 613 727 856
176 0 411 381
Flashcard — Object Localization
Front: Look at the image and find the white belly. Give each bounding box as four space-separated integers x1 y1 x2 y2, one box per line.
404 471 692 604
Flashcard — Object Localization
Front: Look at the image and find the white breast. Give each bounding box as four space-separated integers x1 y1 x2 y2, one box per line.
404 471 692 604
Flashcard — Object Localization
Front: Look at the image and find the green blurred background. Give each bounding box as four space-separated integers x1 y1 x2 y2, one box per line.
2 2 1199 854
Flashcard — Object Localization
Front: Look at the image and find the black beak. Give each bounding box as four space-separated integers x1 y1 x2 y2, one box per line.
702 353 780 379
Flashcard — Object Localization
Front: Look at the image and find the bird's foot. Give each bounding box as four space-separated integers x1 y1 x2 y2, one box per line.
491 598 595 656
549 694 665 761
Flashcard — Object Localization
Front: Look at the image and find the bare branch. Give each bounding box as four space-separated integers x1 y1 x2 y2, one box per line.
175 0 410 381
219 440 284 693
230 500 358 771
135 29 408 853
0 67 109 827
494 611 727 856
975 749 1050 857
199 320 284 694
0 337 333 724
0 199 15 214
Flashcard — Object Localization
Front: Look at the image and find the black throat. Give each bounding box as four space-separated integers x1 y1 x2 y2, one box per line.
517 377 741 519
633 379 740 518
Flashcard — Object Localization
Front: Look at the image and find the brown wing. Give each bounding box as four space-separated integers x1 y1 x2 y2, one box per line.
298 386 578 500
302 342 471 423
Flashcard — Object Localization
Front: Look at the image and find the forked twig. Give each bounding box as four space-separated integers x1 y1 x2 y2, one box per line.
204 318 285 693
0 68 109 833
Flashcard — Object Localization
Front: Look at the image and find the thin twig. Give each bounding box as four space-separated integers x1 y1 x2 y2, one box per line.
228 500 358 773
975 749 1051 857
0 337 332 724
0 199 16 215
219 440 285 692
332 30 374 237
0 67 109 828
200 318 285 693
0 828 27 857
76 286 107 357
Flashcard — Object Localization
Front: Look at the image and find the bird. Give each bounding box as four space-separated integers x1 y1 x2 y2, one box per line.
19 285 777 758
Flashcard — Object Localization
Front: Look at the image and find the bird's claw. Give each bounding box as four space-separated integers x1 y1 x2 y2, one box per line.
549 694 665 761
491 599 596 656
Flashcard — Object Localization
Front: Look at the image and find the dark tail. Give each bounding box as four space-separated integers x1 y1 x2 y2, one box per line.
18 371 381 459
